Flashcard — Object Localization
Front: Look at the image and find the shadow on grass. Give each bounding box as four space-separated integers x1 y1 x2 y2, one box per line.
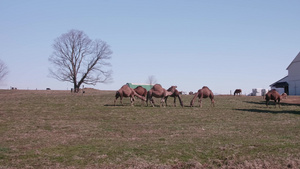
235 108 300 115
105 104 203 108
244 101 300 107
104 104 148 107
104 104 165 107
244 101 265 105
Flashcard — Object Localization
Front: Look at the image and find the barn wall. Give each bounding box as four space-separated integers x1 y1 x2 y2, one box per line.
288 61 300 95
271 52 300 96
289 80 300 95
288 62 300 78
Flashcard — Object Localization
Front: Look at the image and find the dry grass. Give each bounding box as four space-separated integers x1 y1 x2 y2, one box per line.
0 89 300 168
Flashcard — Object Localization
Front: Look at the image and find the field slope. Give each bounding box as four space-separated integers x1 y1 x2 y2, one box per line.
0 90 300 168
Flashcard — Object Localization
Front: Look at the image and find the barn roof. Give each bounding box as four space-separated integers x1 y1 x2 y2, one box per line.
271 82 289 88
270 76 288 87
286 52 300 70
126 83 153 91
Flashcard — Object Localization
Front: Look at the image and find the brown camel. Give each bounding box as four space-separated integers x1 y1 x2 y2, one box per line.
281 93 287 99
265 89 281 107
134 86 147 97
190 86 215 107
114 85 146 106
134 86 148 105
234 89 242 96
146 84 174 107
165 86 184 107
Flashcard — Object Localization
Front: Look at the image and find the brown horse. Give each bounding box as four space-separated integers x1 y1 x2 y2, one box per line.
146 84 174 107
114 85 146 106
165 86 183 107
234 89 242 96
265 89 281 107
190 86 215 107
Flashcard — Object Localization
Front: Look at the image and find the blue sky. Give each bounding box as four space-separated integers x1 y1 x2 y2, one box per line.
0 0 299 94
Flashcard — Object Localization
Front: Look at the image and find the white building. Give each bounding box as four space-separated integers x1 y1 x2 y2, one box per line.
251 88 268 96
270 52 300 95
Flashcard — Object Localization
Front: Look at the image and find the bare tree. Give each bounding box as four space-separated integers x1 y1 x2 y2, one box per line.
147 75 157 86
0 59 8 82
49 30 112 92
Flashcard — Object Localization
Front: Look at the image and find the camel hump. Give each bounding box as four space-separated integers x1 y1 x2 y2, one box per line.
202 86 212 91
152 84 163 90
134 86 147 96
153 84 162 87
120 84 130 89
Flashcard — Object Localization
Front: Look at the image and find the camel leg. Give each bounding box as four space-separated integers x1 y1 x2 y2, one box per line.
146 96 149 106
165 96 169 107
266 99 269 107
151 98 156 107
173 97 176 107
141 97 145 106
211 99 215 107
199 99 202 108
148 96 155 107
146 91 153 107
160 98 166 107
130 96 135 106
275 99 280 108
141 95 146 106
114 97 118 106
177 95 184 107
120 96 123 106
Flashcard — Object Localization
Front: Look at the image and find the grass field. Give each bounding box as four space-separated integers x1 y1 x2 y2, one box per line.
0 89 300 168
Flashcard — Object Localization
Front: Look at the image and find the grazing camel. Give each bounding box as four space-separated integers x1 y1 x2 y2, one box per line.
234 89 242 96
134 86 148 105
190 86 215 107
265 89 281 107
114 85 146 106
146 84 174 107
165 86 184 107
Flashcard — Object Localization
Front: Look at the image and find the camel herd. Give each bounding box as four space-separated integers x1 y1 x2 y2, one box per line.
114 84 188 107
114 84 284 108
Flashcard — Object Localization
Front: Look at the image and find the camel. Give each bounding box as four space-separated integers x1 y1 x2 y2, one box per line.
281 93 287 99
146 84 174 107
265 89 281 107
190 86 215 107
165 86 184 107
234 89 242 96
134 86 148 105
134 86 147 97
114 85 146 106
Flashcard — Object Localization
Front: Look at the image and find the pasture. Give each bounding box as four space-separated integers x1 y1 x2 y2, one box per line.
0 89 300 168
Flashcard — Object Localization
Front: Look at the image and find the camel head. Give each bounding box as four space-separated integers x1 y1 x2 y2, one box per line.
281 93 287 99
167 86 177 92
141 96 146 101
115 91 120 98
190 100 194 107
190 92 198 107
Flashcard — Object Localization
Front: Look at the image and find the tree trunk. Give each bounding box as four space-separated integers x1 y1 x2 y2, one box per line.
74 84 80 93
